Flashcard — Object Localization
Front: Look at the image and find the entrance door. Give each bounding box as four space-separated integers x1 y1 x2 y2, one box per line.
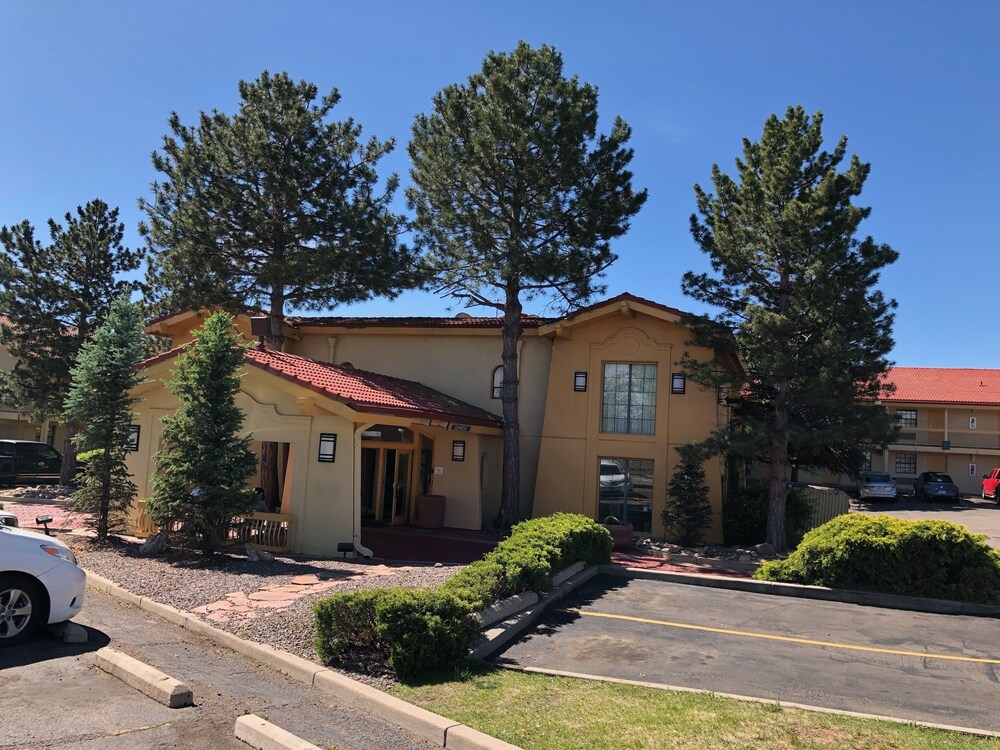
373 448 414 526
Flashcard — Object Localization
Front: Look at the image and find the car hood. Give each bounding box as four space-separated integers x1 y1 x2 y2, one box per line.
0 524 71 549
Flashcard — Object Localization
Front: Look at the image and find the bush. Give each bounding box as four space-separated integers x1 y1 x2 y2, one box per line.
722 484 811 548
755 514 1000 604
313 513 612 679
443 513 613 609
661 444 712 546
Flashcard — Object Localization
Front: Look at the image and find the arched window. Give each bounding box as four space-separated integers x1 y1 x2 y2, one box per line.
491 365 503 399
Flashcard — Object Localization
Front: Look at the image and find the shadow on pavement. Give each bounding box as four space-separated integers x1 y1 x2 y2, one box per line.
0 623 110 670
493 574 630 665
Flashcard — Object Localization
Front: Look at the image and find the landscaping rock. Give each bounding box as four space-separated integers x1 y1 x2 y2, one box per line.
247 547 275 562
138 532 168 556
753 542 777 559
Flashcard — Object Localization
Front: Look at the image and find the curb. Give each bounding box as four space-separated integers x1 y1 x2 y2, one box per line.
630 546 759 574
599 564 1000 617
469 565 599 660
234 715 321 750
502 664 1000 740
93 645 193 708
84 570 521 750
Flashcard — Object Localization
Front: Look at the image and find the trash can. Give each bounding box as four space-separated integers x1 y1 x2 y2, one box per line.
416 494 446 529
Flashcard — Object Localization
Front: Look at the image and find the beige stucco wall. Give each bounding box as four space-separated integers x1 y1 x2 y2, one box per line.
292 328 551 519
127 363 359 556
533 312 726 543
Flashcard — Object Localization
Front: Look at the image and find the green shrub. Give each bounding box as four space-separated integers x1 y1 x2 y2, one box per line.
722 484 811 548
755 514 1000 604
443 513 613 609
313 513 612 679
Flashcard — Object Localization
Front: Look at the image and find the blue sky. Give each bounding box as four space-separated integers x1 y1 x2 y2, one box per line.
2 1 997 366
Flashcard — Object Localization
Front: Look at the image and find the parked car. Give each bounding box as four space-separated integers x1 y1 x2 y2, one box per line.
0 510 17 527
0 440 64 486
982 467 1000 503
599 459 633 498
857 471 897 501
0 524 85 645
913 472 960 502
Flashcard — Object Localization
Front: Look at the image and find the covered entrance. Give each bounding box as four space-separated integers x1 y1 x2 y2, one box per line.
360 425 434 526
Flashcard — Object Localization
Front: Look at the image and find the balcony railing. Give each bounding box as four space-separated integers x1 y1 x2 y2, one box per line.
890 430 1000 451
132 500 293 553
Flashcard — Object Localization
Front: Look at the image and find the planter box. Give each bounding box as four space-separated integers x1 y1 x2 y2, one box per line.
601 522 634 549
415 494 446 530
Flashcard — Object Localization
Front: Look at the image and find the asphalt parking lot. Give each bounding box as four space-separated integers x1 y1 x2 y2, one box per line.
852 494 1000 548
496 576 1000 732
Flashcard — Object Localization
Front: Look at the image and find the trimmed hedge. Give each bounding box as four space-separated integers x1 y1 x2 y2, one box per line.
314 513 612 679
443 513 613 609
755 514 1000 604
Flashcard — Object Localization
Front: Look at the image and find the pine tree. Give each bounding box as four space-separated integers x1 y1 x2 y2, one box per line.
146 312 258 556
408 42 647 529
0 200 144 483
682 106 898 552
64 298 146 542
661 444 713 547
141 70 417 506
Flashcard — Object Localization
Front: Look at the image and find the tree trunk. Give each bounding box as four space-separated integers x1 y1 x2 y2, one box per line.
97 447 111 542
260 290 285 509
766 381 790 552
494 285 523 531
60 422 78 486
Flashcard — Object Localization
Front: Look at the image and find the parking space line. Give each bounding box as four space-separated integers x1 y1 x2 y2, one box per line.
567 609 1000 665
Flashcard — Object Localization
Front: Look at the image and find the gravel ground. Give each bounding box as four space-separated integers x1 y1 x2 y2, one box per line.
66 536 462 687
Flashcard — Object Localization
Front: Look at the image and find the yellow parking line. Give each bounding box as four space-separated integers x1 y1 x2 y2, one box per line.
566 609 1000 665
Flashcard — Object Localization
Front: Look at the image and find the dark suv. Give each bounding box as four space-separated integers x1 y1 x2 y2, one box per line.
0 440 63 485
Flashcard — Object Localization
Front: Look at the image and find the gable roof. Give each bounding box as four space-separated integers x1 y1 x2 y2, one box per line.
537 292 693 338
140 345 502 428
882 367 1000 406
289 313 546 329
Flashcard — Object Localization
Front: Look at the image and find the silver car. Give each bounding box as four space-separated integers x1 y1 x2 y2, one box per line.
857 471 897 501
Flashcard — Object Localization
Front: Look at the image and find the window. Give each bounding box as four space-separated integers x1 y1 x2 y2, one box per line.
491 365 503 399
895 452 916 474
896 409 917 428
598 457 654 533
602 363 657 435
671 373 686 394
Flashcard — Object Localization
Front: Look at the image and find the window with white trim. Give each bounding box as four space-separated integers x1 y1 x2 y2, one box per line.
895 452 916 474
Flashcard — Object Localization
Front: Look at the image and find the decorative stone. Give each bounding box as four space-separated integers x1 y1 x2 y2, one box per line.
753 542 777 559
138 532 168 556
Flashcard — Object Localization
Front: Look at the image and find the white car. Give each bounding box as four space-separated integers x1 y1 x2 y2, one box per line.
0 524 85 645
0 510 17 527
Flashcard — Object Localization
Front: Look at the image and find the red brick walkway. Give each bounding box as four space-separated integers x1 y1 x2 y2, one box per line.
611 550 753 579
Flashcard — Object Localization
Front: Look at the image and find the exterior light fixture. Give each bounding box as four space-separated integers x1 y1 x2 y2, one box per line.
574 372 588 392
452 440 466 462
318 433 337 462
671 373 686 394
126 425 140 452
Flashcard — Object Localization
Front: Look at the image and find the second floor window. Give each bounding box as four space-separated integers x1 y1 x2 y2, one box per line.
896 409 917 428
602 363 657 435
491 365 503 399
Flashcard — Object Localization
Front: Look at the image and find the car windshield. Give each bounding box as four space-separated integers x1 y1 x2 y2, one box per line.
600 463 622 476
864 473 892 483
926 473 953 483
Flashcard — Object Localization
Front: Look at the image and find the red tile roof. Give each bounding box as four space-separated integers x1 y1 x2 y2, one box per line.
882 367 1000 406
555 292 691 323
140 345 502 428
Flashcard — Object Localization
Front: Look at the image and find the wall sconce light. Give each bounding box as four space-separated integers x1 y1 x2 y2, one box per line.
126 425 140 452
574 372 588 392
452 440 466 462
671 373 686 394
318 433 337 462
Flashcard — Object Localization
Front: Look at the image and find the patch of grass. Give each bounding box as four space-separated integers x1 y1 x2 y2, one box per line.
390 663 999 750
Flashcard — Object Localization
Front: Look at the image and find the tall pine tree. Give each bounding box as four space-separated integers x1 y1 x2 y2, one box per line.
141 70 417 506
0 200 143 482
408 42 647 528
146 312 257 556
682 106 898 551
64 298 146 542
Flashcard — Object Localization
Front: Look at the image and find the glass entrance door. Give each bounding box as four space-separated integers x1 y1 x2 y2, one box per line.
375 448 413 526
393 451 412 524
